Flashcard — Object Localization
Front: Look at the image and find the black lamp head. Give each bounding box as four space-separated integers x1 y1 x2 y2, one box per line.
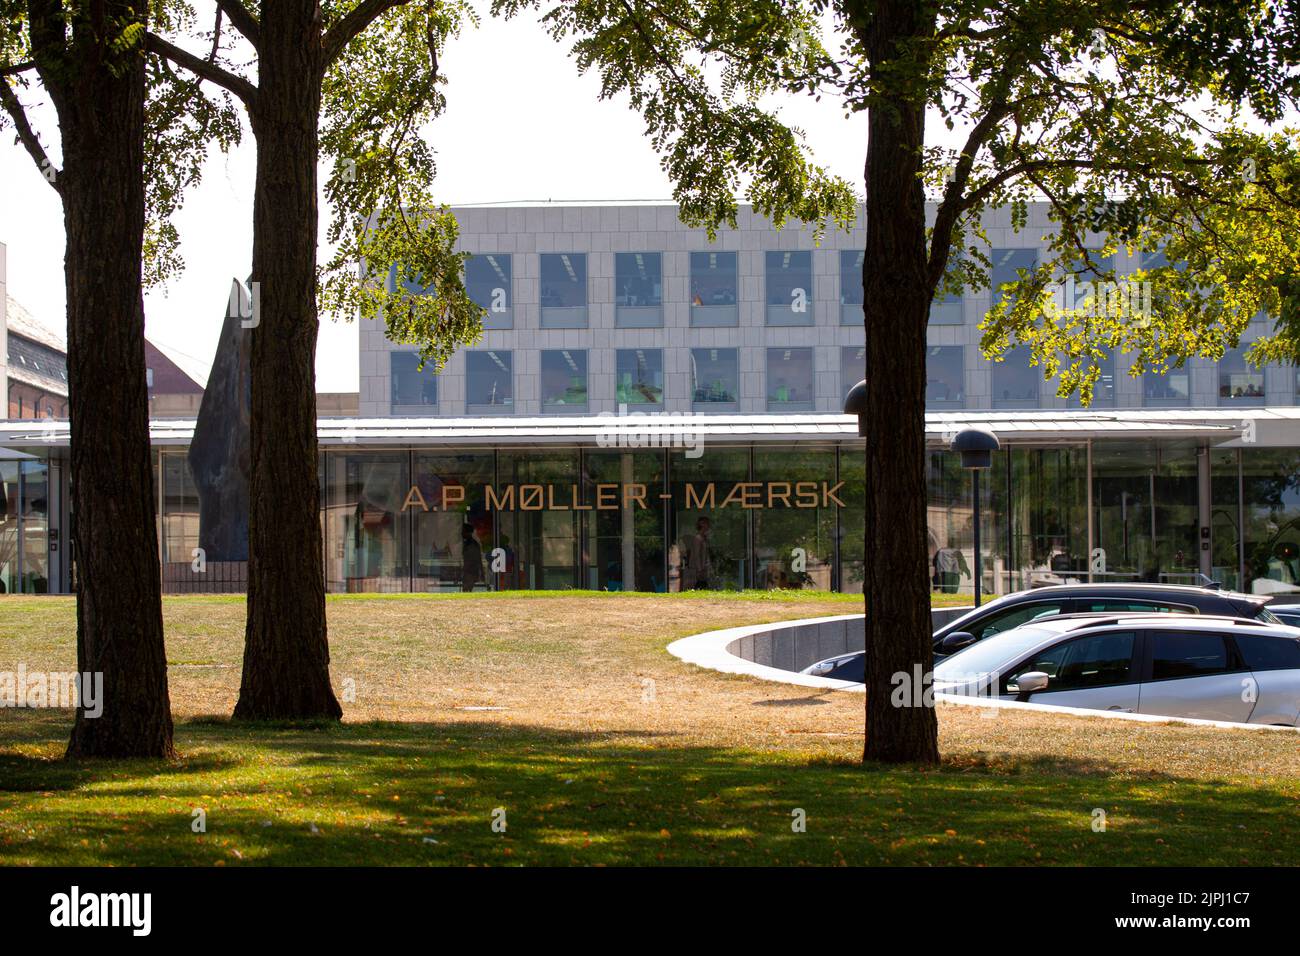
843 380 868 437
950 426 1000 469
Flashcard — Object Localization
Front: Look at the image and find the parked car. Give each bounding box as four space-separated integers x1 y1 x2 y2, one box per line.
932 613 1300 725
800 583 1281 681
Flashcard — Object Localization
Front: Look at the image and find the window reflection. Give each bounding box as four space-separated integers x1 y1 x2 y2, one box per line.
766 251 813 325
496 451 580 590
541 349 588 411
465 253 512 329
615 252 663 327
324 452 410 592
767 348 814 411
839 250 863 325
583 451 666 591
926 346 964 407
753 448 835 590
616 349 664 407
391 352 439 414
669 448 749 590
1219 346 1264 403
466 350 513 413
411 452 495 591
540 253 588 328
691 348 738 409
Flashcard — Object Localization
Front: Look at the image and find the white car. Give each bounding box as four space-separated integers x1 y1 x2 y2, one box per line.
932 613 1300 725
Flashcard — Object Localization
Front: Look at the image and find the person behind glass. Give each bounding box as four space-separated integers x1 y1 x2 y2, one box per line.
461 523 484 593
681 515 714 590
932 540 969 594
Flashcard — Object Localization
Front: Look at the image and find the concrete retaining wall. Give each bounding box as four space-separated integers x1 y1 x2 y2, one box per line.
725 606 972 674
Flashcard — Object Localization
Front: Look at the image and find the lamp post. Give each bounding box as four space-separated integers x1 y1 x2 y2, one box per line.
950 427 1000 606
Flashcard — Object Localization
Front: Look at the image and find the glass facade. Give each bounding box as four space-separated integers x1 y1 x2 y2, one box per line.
0 433 1277 600
0 460 49 593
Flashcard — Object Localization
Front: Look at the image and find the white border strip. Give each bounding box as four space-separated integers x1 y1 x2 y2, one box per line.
667 615 1300 732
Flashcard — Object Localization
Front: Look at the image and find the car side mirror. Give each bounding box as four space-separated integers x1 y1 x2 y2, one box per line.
1015 671 1050 695
940 631 977 653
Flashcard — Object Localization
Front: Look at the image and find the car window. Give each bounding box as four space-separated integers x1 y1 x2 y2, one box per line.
1237 635 1300 672
1004 631 1136 693
1077 600 1191 614
969 602 1067 641
1149 631 1232 680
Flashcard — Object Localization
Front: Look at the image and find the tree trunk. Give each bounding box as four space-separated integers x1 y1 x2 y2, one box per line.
860 0 940 764
233 0 341 721
38 0 175 759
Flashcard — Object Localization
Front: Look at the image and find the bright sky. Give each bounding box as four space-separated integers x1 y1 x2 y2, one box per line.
0 3 869 391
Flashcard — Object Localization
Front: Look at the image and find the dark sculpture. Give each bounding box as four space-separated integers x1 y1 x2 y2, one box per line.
188 279 252 561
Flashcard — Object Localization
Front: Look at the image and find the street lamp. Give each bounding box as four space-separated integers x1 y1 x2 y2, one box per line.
950 427 999 606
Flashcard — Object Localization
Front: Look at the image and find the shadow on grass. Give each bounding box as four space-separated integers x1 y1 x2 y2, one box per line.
0 710 1296 866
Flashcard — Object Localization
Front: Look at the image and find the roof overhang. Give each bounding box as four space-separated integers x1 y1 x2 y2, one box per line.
0 408 1275 452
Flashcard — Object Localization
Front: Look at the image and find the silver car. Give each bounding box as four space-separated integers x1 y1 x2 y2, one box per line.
932 613 1300 725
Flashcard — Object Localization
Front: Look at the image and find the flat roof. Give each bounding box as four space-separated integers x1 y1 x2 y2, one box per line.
0 407 1286 454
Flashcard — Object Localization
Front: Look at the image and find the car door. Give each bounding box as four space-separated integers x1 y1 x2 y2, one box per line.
1234 634 1300 725
1137 629 1255 722
1000 630 1141 712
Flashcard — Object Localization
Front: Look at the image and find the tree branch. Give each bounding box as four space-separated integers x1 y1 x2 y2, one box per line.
215 0 260 50
0 61 36 76
0 81 63 196
145 32 257 106
321 0 408 68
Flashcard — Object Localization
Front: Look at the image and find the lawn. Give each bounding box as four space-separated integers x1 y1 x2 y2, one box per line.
1 591 1296 866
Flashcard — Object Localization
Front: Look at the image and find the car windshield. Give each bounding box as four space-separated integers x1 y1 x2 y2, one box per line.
1255 606 1282 625
934 626 1057 681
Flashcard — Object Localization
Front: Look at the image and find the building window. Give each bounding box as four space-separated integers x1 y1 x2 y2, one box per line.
540 349 588 411
926 346 964 407
540 253 588 328
840 346 865 400
1067 349 1116 407
839 250 863 325
390 352 439 414
1144 366 1190 405
765 251 814 326
990 345 1040 407
991 248 1038 308
615 252 663 327
1219 346 1264 404
465 350 513 413
615 349 664 407
766 348 815 410
465 254 512 330
690 252 738 326
690 348 739 410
